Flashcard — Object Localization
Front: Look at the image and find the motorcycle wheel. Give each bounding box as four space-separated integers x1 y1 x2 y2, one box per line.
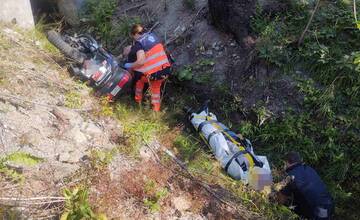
47 30 86 64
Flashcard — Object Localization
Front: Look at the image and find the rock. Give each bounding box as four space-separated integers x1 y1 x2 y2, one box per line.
109 154 134 181
69 127 87 144
172 196 191 212
139 146 152 161
83 122 102 136
58 151 78 163
205 50 213 56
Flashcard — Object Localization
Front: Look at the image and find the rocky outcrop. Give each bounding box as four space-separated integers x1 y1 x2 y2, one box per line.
0 0 35 29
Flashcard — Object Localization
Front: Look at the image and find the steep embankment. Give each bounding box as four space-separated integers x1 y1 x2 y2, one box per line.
0 24 121 218
0 24 250 219
108 1 359 219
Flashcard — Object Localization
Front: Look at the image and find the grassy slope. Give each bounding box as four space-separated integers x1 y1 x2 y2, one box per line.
248 0 360 219
15 0 359 218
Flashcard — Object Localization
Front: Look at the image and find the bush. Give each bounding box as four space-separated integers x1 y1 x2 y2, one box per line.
83 0 141 49
84 0 117 43
61 187 107 220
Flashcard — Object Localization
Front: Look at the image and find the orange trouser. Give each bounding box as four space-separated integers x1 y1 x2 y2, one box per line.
135 75 163 112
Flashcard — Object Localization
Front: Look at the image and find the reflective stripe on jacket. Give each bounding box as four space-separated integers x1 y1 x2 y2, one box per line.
134 33 171 76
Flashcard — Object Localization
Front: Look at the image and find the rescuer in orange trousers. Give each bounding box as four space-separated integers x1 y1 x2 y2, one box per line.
123 24 172 112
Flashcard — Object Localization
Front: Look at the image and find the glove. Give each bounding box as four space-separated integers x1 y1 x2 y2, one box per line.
124 63 134 69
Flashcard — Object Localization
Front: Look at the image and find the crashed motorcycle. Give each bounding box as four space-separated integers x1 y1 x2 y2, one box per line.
47 30 132 100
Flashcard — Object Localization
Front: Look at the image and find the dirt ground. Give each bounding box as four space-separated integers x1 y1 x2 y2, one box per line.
0 23 248 219
0 0 302 219
115 0 301 118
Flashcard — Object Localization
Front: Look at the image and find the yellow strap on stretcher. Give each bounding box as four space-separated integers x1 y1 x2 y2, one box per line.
193 114 255 168
210 122 255 168
192 115 213 121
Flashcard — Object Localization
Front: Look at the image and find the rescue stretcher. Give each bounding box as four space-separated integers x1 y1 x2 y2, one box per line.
188 105 272 190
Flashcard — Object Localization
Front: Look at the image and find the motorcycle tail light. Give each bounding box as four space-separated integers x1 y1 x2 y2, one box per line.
92 71 102 81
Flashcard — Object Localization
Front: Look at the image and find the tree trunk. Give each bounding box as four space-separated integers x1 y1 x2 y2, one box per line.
208 0 286 44
57 0 81 26
208 0 256 42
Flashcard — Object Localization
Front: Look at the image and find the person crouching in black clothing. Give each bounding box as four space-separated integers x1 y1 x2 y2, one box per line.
278 152 334 219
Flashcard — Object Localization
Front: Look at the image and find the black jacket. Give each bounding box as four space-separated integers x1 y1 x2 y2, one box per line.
281 163 333 218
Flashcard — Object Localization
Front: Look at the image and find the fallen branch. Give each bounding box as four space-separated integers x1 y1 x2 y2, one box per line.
39 50 66 72
0 94 92 112
0 196 65 207
118 38 128 49
162 148 239 209
143 139 259 218
11 200 64 206
149 21 160 32
0 196 65 201
0 96 30 109
0 122 7 149
34 215 59 220
123 3 146 13
165 6 206 46
19 69 69 92
298 0 321 46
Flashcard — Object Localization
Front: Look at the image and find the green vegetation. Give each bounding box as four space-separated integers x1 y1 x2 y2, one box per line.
65 91 83 109
29 0 358 217
89 148 118 170
98 96 115 117
61 187 107 220
83 0 141 48
0 152 43 182
174 65 193 81
0 32 11 51
91 91 296 218
143 179 168 213
94 97 167 157
123 119 164 157
174 58 215 83
171 131 298 219
173 134 199 162
0 70 7 86
26 18 61 55
250 0 360 218
192 59 215 84
83 0 117 45
0 206 21 220
111 16 142 39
